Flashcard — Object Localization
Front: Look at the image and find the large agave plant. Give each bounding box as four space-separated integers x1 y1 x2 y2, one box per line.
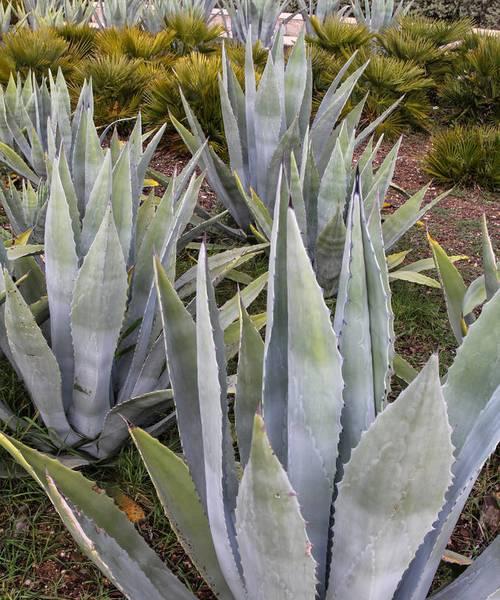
0 69 94 182
175 32 440 294
1 174 499 598
351 0 413 32
96 0 144 28
221 0 293 47
0 130 268 458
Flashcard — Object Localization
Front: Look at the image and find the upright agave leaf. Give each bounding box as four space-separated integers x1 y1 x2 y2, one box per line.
222 1 293 47
329 356 454 600
334 174 392 466
351 0 413 31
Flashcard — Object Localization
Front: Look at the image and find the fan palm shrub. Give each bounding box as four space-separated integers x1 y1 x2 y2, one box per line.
71 55 155 127
142 0 218 30
1 176 499 599
423 125 500 190
397 14 473 47
307 15 373 55
440 34 500 124
0 27 81 84
166 11 223 55
144 52 225 153
54 22 98 57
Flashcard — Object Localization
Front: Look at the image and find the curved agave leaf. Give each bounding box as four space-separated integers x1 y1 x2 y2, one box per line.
131 427 234 600
0 433 195 600
334 176 392 466
236 414 318 599
70 208 128 439
329 356 453 600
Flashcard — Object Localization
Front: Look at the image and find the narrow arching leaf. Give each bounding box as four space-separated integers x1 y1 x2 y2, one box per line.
70 208 128 439
328 356 454 600
0 434 195 600
442 289 500 453
236 415 318 599
235 297 264 467
130 428 234 600
286 208 343 591
3 270 77 445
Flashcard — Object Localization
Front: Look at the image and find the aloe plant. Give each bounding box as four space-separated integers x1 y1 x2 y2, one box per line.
221 0 294 47
351 0 413 32
1 173 499 598
428 214 499 345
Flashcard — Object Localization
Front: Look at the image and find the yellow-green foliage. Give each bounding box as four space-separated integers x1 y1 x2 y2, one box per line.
440 34 500 125
397 15 473 47
0 27 83 83
307 16 373 56
424 125 500 190
96 27 176 68
166 12 223 55
145 52 224 152
72 55 154 125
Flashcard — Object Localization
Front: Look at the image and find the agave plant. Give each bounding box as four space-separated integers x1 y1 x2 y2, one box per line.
351 0 413 32
0 123 268 458
298 0 350 24
16 0 95 28
96 0 144 28
0 69 97 182
175 33 440 294
0 1 13 33
1 174 499 599
221 0 293 47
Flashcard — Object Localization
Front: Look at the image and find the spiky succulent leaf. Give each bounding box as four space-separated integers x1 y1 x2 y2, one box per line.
0 433 195 600
130 428 234 600
236 414 318 598
70 208 128 439
328 355 453 600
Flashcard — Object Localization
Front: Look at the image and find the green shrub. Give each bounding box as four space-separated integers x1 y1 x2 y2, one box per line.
96 26 177 68
72 55 156 125
54 23 98 57
424 125 500 190
440 34 500 124
412 0 500 30
397 15 474 46
0 27 82 84
144 52 225 152
307 15 373 55
166 11 223 55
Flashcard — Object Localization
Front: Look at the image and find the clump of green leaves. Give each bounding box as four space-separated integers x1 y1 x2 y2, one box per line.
440 34 500 124
307 15 373 55
424 125 500 190
0 27 82 83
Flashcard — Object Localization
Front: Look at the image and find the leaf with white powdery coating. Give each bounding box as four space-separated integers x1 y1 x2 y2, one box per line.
236 415 317 600
286 207 343 591
328 356 454 600
0 433 195 600
70 207 128 439
130 428 234 600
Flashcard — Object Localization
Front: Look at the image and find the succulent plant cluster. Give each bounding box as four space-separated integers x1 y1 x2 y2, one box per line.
0 7 498 600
